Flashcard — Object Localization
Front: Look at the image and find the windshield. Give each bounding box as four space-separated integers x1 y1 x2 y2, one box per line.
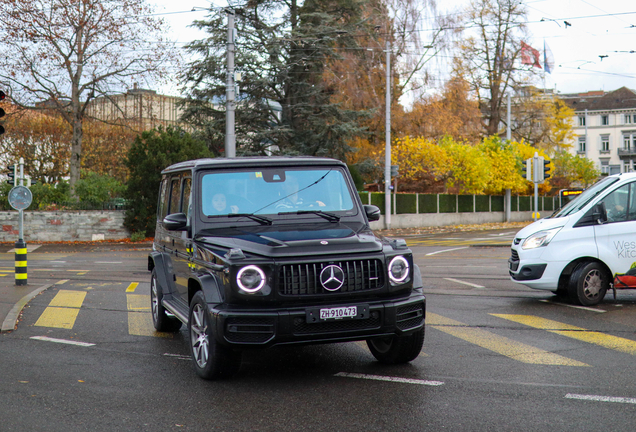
552 176 619 217
200 167 355 217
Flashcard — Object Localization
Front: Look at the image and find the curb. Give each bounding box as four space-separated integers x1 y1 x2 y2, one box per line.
1 283 53 333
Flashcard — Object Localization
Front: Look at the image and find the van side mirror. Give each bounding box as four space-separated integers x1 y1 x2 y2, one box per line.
364 205 381 222
163 212 188 231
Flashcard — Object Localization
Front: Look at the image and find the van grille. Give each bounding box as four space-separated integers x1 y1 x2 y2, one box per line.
510 249 519 261
279 259 384 296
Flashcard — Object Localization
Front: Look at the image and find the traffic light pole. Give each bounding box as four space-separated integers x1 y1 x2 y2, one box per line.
533 153 539 221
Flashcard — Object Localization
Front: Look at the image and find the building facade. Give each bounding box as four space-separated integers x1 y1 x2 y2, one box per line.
561 87 636 175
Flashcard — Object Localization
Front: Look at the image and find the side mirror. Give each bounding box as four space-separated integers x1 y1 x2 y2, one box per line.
592 202 608 225
364 204 381 222
163 213 188 231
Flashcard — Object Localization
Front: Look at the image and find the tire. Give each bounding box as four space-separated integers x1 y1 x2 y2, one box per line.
188 291 242 380
366 328 425 364
568 262 608 306
150 269 182 332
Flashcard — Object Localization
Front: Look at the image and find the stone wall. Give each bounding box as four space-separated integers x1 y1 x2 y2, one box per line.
0 211 129 242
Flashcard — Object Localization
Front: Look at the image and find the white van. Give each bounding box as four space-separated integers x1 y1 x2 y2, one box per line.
509 172 636 306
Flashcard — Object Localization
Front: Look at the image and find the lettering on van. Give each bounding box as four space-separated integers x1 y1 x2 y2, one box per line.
614 241 636 258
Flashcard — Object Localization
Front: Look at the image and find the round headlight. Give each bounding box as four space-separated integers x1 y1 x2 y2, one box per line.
388 256 410 284
236 265 266 293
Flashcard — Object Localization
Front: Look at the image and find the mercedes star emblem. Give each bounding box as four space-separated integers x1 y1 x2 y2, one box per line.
320 265 345 291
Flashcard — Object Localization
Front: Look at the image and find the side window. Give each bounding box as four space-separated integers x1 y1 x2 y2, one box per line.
182 178 192 220
169 178 181 215
158 178 170 220
601 184 630 223
628 183 636 221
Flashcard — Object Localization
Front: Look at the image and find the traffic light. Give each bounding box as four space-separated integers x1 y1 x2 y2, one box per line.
522 158 532 181
0 90 5 135
6 164 16 185
543 159 551 181
390 165 399 177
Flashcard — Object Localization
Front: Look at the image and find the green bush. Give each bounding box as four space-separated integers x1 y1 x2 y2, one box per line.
396 194 417 214
491 195 504 212
75 172 126 205
475 195 490 212
519 196 531 211
370 192 386 214
439 194 456 213
458 195 473 213
124 127 212 237
418 194 437 213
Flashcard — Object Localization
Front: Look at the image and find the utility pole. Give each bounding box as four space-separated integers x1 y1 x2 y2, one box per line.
505 92 511 223
225 9 236 158
384 40 391 229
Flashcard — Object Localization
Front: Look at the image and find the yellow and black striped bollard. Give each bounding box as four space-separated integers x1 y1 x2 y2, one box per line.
14 239 27 286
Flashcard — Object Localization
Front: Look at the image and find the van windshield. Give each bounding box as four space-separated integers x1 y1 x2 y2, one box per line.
551 176 619 218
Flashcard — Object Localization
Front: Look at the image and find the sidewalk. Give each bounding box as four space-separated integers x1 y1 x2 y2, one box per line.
0 241 153 333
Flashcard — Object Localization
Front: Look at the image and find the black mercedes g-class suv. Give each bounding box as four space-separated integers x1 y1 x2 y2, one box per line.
148 157 426 379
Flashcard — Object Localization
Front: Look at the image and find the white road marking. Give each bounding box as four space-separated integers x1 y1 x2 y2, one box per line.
95 261 123 264
335 372 444 386
443 277 485 288
30 336 95 347
539 300 606 313
565 393 636 404
164 353 191 361
425 247 469 256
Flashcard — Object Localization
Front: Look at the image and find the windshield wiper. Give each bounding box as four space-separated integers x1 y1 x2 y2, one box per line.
278 210 340 222
225 213 273 225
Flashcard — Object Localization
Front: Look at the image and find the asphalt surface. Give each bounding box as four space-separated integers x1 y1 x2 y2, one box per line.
0 241 153 332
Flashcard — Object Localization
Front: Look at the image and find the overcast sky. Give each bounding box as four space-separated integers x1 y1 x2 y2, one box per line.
151 0 636 98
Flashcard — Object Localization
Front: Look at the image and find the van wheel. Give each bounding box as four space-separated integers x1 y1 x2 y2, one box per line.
150 269 182 332
189 291 242 380
568 262 608 306
367 328 425 364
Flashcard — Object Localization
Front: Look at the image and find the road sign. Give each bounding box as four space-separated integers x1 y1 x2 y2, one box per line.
8 185 32 210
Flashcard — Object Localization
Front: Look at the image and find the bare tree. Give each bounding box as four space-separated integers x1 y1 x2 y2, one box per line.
456 0 535 136
0 0 180 195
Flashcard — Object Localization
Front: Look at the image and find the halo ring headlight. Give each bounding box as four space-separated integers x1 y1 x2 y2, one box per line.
388 255 410 284
237 265 266 293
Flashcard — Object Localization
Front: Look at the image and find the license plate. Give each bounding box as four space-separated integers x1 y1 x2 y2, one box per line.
320 306 357 320
305 304 369 324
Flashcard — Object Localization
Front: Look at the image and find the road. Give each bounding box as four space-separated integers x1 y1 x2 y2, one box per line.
2 231 636 431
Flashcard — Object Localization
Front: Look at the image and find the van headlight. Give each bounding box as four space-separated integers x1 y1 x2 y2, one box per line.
236 265 266 293
388 255 410 284
521 228 562 250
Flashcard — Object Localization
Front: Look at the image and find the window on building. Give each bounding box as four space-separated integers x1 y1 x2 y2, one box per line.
625 114 633 124
578 136 586 153
624 134 633 150
601 115 609 126
578 116 586 126
600 135 610 152
600 159 610 175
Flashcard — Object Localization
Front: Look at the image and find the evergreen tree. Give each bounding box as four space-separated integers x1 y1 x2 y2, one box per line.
124 127 211 237
181 0 376 159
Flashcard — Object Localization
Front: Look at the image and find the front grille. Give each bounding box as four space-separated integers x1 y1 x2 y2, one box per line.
279 259 384 296
225 317 276 343
293 313 381 334
510 249 519 261
396 303 425 330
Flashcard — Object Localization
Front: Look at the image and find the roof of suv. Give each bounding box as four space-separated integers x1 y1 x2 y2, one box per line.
162 156 346 174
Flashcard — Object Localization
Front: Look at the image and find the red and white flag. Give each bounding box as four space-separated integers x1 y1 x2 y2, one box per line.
520 41 542 68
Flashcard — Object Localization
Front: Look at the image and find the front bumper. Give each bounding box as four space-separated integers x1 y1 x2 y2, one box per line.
208 291 426 348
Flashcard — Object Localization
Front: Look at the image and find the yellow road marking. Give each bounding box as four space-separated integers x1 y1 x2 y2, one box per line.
125 282 139 293
48 290 86 308
492 314 636 356
428 313 588 366
126 294 172 338
55 279 69 285
35 307 80 329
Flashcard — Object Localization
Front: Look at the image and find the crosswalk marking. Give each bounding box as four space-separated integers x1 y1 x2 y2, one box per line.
427 313 589 366
492 314 636 356
126 294 172 338
126 282 139 293
35 290 87 329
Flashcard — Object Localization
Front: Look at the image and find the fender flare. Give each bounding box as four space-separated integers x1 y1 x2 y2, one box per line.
412 263 423 289
148 252 176 295
190 272 224 305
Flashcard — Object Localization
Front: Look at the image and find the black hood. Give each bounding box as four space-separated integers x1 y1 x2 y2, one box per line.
194 222 383 258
